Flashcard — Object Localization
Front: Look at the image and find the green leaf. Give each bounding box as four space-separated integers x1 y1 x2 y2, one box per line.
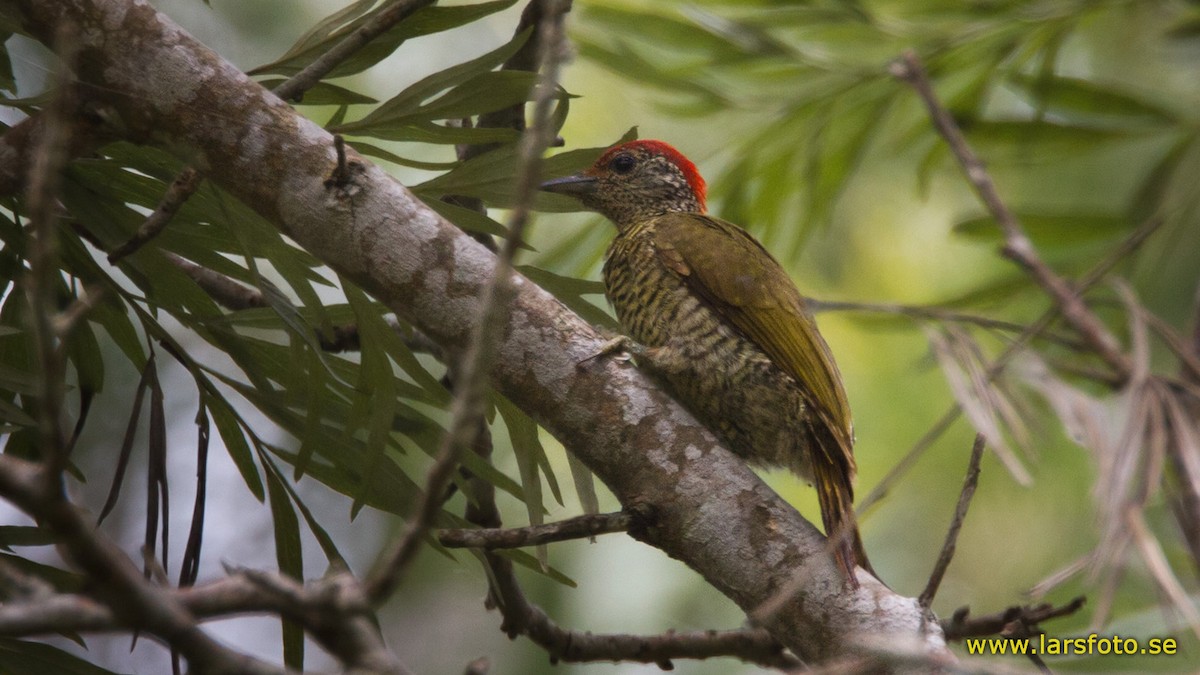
1130 135 1195 221
206 393 265 502
1006 74 1178 127
962 120 1151 158
0 552 82 592
0 32 15 94
267 442 419 516
0 639 126 675
498 548 576 587
343 281 400 515
566 451 599 516
574 38 730 109
256 79 378 106
263 451 344 564
253 0 519 79
0 525 54 549
424 198 511 240
585 5 786 61
86 295 146 367
496 395 551 567
62 306 105 394
268 0 380 65
334 30 532 133
344 120 519 145
264 461 304 671
417 128 636 209
0 363 36 395
517 265 615 329
953 213 1131 250
349 141 459 170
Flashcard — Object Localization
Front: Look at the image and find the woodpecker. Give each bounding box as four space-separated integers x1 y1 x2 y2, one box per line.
542 139 874 587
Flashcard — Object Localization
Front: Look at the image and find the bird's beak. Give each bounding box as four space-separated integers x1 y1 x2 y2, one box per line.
540 173 598 197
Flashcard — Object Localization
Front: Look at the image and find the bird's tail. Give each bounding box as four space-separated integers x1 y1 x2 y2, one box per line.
812 454 876 589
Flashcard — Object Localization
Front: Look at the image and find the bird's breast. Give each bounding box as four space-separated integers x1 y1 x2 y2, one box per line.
602 228 815 478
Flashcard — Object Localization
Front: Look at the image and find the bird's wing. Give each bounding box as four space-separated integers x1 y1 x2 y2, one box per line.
651 212 855 458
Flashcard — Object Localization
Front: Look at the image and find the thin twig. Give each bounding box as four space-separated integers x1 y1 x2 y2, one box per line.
812 299 1083 349
486 549 798 669
107 168 202 263
0 564 410 673
0 456 287 674
859 214 1164 515
269 0 436 103
362 0 572 605
941 597 1086 641
24 26 76 483
891 50 1131 378
919 434 985 609
438 511 631 549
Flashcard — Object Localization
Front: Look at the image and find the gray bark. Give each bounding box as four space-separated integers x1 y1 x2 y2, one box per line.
13 0 949 664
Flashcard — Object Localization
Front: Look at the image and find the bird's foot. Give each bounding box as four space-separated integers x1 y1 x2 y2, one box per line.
577 335 644 367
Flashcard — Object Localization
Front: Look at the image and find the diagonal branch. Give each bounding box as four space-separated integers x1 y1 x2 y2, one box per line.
438 511 631 549
0 455 287 675
361 0 573 605
919 434 985 608
941 597 1086 641
860 214 1164 516
891 51 1131 380
106 0 439 261
13 0 947 662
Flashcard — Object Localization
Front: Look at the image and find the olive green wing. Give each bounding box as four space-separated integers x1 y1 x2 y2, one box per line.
650 212 855 456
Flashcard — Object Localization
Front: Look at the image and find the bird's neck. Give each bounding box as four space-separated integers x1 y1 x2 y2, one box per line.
609 204 702 233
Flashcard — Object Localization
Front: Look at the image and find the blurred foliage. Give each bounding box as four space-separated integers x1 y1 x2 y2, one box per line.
0 0 1199 672
560 0 1200 671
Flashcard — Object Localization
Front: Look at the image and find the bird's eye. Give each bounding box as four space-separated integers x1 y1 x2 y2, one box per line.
610 153 636 174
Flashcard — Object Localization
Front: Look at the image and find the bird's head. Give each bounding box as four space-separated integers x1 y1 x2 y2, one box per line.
542 140 707 230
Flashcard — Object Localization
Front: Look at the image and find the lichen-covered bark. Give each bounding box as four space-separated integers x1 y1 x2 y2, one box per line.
15 0 949 663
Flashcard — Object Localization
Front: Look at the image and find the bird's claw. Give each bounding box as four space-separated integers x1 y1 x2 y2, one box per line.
577 336 642 367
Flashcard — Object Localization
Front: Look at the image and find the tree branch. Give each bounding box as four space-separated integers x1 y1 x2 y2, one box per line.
891 50 1131 379
0 455 287 674
860 214 1165 516
941 597 1086 641
107 168 202 263
919 434 985 609
13 0 947 663
361 0 572 605
438 511 632 549
104 0 439 261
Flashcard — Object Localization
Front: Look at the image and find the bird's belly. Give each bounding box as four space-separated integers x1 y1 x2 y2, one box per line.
610 279 815 481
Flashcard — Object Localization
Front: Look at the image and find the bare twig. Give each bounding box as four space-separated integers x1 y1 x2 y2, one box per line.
891 50 1131 378
107 168 203 263
24 26 77 484
941 597 1086 641
919 434 985 609
812 299 1083 349
438 511 631 549
0 566 795 671
460 0 561 162
1166 287 1200 572
362 0 573 605
1126 508 1200 639
860 215 1164 515
0 564 410 673
269 0 436 103
486 551 799 669
0 456 286 674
